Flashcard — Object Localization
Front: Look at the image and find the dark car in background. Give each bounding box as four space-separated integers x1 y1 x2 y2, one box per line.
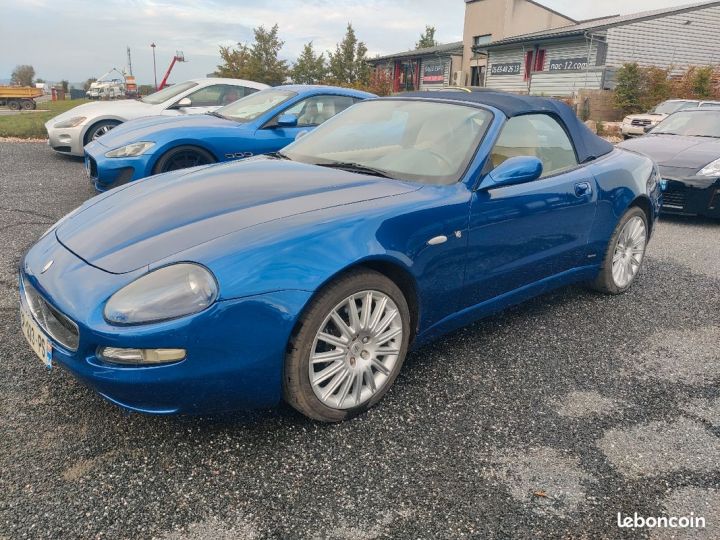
619 108 720 218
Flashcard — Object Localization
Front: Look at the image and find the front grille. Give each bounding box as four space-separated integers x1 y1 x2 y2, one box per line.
88 156 98 178
631 119 652 127
22 279 79 351
662 185 686 210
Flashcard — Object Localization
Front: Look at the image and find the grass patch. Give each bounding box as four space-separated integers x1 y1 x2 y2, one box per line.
0 99 89 138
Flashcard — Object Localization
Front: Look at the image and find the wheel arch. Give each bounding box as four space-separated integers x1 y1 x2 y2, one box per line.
288 256 421 348
81 117 124 145
629 195 653 236
150 143 220 175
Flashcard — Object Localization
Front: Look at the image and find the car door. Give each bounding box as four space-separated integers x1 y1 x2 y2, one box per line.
252 95 360 154
463 113 598 306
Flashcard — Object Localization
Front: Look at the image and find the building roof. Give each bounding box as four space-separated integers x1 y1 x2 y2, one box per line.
368 41 464 64
398 90 614 162
480 0 720 48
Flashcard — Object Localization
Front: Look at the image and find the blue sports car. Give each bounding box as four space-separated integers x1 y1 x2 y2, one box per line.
84 85 374 191
20 92 661 421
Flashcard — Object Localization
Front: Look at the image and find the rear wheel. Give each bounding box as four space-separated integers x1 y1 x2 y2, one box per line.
84 120 121 143
7 100 20 111
153 145 216 174
20 100 35 110
284 269 411 422
591 206 648 294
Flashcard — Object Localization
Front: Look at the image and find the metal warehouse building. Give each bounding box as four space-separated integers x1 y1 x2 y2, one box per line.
371 0 720 97
481 0 720 96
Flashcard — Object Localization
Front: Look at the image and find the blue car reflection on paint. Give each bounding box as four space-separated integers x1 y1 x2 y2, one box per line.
22 92 661 420
84 85 375 192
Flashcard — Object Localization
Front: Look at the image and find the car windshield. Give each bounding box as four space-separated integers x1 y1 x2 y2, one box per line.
140 81 198 105
652 110 720 138
651 101 696 115
281 99 493 184
216 89 297 123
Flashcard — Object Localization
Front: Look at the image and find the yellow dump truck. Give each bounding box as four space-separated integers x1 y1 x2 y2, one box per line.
0 86 43 110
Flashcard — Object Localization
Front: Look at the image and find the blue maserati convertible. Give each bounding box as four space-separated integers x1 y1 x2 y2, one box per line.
84 85 374 191
20 91 661 421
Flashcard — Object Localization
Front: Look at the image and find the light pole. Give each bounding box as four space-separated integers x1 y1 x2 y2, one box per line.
151 43 157 90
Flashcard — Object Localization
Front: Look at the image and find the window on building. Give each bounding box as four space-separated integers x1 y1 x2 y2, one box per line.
473 34 492 47
491 114 578 177
524 51 534 81
534 49 546 72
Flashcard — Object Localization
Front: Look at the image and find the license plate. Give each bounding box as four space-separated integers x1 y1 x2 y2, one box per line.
21 306 52 368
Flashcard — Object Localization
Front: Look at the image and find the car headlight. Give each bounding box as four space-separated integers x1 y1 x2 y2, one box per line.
105 141 155 158
54 116 87 128
104 263 218 325
698 158 720 177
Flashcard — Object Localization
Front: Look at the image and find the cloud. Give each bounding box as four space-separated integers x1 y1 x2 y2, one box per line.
0 0 701 84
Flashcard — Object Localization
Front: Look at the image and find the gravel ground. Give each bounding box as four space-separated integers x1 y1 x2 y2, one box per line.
1 142 718 539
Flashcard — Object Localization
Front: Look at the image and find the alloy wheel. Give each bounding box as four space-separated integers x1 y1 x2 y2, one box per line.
309 290 403 410
611 216 647 288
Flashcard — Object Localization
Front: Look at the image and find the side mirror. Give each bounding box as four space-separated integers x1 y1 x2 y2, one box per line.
277 114 298 127
478 156 543 190
174 97 192 108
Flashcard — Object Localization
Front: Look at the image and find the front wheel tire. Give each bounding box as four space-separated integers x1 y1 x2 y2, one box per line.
152 145 216 174
591 206 648 294
84 120 121 144
284 269 411 422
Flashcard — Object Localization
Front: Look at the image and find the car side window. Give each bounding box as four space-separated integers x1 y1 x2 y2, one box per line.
182 85 249 107
491 114 578 178
275 95 359 127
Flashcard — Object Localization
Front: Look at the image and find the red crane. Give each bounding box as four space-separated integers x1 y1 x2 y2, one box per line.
158 51 186 90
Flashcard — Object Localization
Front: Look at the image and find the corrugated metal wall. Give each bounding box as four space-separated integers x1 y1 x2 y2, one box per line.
419 58 451 90
485 48 529 93
486 40 603 95
605 5 720 71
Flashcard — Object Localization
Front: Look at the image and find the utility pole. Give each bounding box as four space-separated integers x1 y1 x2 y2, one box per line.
151 43 157 90
126 46 133 76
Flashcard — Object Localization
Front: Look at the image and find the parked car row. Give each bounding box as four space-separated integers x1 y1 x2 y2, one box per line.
20 85 665 421
621 98 720 138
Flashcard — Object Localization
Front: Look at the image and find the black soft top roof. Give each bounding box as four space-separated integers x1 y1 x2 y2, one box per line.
400 90 614 163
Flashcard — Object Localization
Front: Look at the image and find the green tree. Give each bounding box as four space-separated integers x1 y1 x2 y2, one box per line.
691 66 714 99
83 78 98 91
415 26 437 49
60 80 69 93
291 42 327 84
11 64 35 87
327 24 370 85
216 24 289 86
613 63 645 115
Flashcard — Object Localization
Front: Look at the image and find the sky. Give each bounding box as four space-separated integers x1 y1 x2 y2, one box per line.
1 0 698 85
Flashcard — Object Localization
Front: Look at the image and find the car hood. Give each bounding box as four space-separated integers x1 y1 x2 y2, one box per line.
92 113 240 148
49 99 155 125
618 134 720 168
56 157 419 274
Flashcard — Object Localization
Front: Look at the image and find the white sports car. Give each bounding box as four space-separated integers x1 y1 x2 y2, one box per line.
45 78 269 156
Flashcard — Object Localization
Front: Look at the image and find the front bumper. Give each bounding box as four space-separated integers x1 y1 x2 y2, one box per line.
621 122 652 137
659 168 720 218
19 232 312 414
45 122 85 156
84 140 154 192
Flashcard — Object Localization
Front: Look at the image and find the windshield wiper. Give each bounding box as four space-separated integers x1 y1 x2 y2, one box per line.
315 161 394 179
267 151 290 160
206 111 227 119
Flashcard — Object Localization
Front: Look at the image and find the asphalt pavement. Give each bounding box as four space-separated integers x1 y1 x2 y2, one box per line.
0 142 718 539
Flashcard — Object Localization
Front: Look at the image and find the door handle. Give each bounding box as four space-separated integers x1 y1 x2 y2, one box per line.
574 182 592 197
